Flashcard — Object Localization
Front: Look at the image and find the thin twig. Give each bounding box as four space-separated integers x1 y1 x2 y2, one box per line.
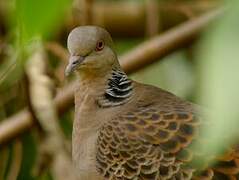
6 139 22 180
46 42 69 63
0 60 17 85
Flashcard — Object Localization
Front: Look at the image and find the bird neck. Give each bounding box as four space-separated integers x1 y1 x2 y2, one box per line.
97 68 133 108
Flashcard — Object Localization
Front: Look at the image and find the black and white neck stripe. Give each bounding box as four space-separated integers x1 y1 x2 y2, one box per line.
98 69 133 108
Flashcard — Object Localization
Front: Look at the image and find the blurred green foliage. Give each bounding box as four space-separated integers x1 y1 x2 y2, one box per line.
15 0 70 43
18 134 37 180
0 0 71 89
196 0 239 165
133 51 195 99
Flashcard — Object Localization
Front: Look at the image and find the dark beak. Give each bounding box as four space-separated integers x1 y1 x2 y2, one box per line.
65 55 85 76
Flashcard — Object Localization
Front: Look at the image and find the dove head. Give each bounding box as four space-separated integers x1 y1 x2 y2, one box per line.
65 26 119 77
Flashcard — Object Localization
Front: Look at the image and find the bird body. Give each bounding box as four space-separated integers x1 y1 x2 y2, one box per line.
66 26 239 180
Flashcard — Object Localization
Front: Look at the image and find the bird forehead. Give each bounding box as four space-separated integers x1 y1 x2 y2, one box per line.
68 35 96 55
67 28 99 55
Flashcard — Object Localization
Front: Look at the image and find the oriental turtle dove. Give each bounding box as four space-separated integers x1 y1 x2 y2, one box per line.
65 26 239 180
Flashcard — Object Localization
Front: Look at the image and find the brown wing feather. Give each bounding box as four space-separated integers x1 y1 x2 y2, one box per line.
96 98 200 179
96 89 239 180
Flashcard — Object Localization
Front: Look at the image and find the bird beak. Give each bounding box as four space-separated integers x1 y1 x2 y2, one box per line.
65 55 85 76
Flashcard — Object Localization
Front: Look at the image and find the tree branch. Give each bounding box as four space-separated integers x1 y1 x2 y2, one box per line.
25 45 78 179
119 8 223 74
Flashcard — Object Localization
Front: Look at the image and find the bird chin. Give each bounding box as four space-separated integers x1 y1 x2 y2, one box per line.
75 64 93 73
77 63 87 69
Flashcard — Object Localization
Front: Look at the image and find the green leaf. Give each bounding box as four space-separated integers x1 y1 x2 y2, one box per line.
16 0 70 42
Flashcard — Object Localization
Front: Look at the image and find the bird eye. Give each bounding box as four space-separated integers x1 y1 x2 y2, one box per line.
95 40 104 51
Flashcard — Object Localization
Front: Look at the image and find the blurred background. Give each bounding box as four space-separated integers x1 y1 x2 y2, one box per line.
0 0 239 179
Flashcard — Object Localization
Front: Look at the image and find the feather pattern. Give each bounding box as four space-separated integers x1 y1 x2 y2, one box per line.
98 68 133 107
96 82 239 180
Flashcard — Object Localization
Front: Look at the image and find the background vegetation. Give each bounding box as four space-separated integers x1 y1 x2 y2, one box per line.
0 0 238 179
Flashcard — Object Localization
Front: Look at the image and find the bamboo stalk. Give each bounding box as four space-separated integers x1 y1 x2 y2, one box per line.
0 8 223 146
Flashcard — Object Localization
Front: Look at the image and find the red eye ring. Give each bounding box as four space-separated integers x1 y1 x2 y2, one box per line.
95 40 104 51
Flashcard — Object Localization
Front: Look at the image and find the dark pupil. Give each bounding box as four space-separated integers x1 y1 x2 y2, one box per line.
98 42 103 48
